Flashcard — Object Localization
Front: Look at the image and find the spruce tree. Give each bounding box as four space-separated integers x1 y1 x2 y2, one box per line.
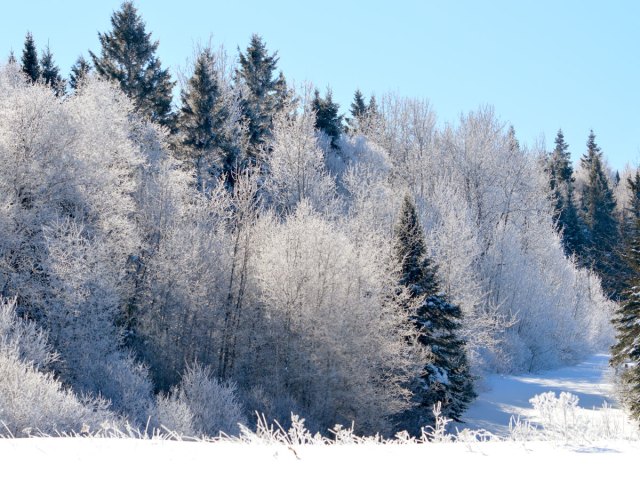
580 131 620 296
90 1 175 127
312 88 343 149
610 215 640 424
236 34 283 159
8 50 16 64
21 32 39 83
548 130 584 257
69 55 92 91
177 48 242 189
40 45 65 96
394 195 475 429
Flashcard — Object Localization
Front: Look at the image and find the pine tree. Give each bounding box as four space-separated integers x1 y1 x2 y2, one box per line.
394 195 475 429
8 50 16 64
580 131 620 296
610 215 640 424
177 48 242 189
21 32 40 83
236 34 282 159
40 45 65 96
312 88 343 149
90 1 175 127
548 130 584 257
69 55 92 91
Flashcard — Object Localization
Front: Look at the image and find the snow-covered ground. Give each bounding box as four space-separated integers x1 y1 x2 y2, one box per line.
2 353 639 479
460 353 619 435
1 437 639 479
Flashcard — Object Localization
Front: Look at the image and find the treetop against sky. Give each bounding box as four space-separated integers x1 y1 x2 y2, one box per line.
2 0 639 170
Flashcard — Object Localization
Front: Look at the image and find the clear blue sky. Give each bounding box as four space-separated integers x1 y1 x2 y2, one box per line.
2 0 639 170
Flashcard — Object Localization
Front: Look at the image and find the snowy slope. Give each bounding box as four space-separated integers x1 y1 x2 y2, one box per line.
460 353 619 435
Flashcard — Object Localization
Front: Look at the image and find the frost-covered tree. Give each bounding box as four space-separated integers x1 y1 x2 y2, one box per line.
263 89 336 214
0 298 115 436
253 203 422 433
21 32 39 82
69 55 92 91
90 1 174 127
393 195 474 428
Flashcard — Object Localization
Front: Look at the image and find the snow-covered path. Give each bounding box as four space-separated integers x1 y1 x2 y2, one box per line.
460 353 617 434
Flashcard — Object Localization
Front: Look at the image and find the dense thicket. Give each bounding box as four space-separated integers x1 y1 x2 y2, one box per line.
0 2 622 436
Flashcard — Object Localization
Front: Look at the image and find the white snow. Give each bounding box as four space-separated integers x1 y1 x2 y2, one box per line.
459 353 620 435
1 436 639 479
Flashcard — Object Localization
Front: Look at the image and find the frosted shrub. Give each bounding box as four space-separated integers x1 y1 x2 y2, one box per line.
0 298 113 437
154 392 196 438
528 391 638 442
0 298 54 369
162 363 246 437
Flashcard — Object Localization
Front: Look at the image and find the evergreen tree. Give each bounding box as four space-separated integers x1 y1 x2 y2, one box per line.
580 131 620 296
618 170 640 291
312 88 343 149
21 32 40 83
236 34 283 159
8 50 16 64
69 55 92 91
610 215 640 424
177 48 242 189
346 89 367 132
40 45 65 96
394 195 475 429
548 130 584 257
90 1 175 127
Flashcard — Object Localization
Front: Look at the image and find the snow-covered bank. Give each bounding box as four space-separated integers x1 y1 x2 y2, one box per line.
461 353 622 435
2 437 639 479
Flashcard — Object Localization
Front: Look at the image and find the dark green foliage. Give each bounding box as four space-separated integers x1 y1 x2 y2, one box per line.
350 89 367 118
177 48 243 190
40 46 65 96
394 195 475 429
368 95 378 117
312 88 343 149
69 55 92 91
90 1 175 127
237 34 283 159
610 217 640 425
548 130 585 257
21 32 40 83
579 131 621 296
346 89 367 132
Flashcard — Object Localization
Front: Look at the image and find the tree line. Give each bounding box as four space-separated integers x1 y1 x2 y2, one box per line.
0 0 635 435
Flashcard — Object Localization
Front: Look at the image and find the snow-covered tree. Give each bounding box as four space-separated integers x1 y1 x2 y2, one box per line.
393 195 475 429
263 88 337 215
